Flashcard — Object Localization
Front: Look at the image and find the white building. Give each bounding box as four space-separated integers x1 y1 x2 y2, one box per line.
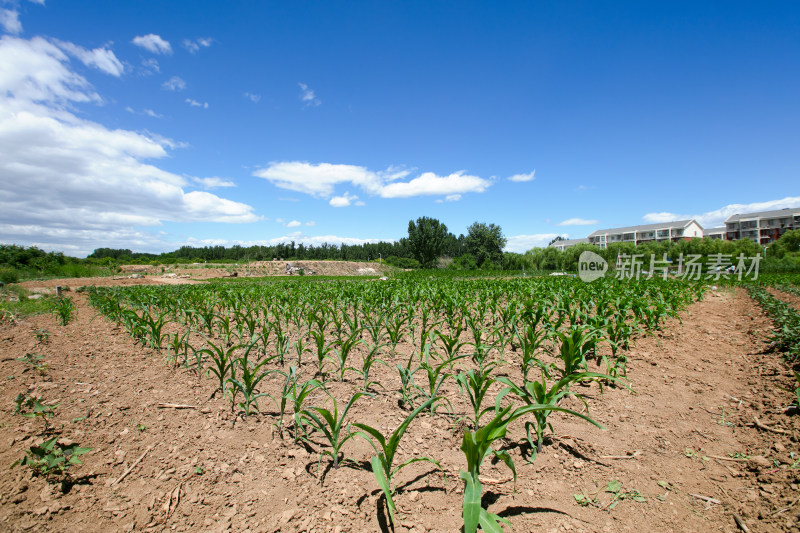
587 220 703 249
704 226 727 240
725 208 800 244
548 238 589 251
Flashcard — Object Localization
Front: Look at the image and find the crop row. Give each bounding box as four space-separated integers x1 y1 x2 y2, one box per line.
86 276 704 531
747 284 800 362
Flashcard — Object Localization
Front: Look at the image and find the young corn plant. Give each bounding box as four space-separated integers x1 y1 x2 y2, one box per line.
459 402 605 533
496 369 614 460
310 329 336 379
140 306 171 351
51 296 76 326
455 363 498 429
333 328 362 382
198 340 242 397
353 397 443 528
301 391 370 469
287 376 326 443
226 339 280 416
358 342 388 392
414 349 465 414
396 364 420 410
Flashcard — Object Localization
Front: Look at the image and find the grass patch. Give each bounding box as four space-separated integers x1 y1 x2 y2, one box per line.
0 286 55 321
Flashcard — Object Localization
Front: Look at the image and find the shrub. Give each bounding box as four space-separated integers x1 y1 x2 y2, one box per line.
385 256 421 269
0 267 20 284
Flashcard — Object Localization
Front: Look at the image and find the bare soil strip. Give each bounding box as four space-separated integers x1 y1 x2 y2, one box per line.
1 288 798 532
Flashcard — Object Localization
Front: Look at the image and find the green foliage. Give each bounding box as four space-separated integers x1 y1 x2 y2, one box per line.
407 216 451 268
13 393 59 431
384 256 421 269
464 222 507 268
12 437 92 477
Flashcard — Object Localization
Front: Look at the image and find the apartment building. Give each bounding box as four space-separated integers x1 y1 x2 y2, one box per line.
548 238 589 251
586 220 703 249
704 227 727 240
725 208 800 244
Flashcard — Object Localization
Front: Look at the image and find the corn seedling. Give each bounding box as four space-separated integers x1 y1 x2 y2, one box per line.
414 349 465 414
226 338 280 416
333 327 362 381
198 340 242 396
301 391 370 469
460 401 605 533
287 375 326 442
353 397 443 527
13 437 92 477
455 363 497 429
51 296 76 326
396 364 419 410
358 342 388 392
496 369 616 460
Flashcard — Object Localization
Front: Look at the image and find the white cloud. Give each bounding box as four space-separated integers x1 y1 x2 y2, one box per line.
140 57 159 74
286 220 302 228
380 171 489 198
185 98 208 108
330 192 361 207
162 76 186 91
143 108 162 118
508 170 535 182
305 221 316 226
505 234 568 253
0 9 22 35
558 218 599 226
182 37 212 53
54 40 124 77
193 177 235 189
244 92 260 103
0 35 259 256
643 196 800 229
641 212 688 224
254 161 491 202
298 82 320 107
0 36 100 103
132 34 172 55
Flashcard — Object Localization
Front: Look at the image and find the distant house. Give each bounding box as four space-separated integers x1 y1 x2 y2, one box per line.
725 208 800 244
548 238 590 251
587 220 703 249
704 226 727 240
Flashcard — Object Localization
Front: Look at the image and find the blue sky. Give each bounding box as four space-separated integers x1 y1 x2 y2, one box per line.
1 1 798 256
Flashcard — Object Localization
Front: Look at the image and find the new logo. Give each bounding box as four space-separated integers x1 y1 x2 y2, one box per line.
578 251 608 282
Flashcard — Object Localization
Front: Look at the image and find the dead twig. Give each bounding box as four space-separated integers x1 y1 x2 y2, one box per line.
478 476 513 485
689 493 721 505
111 445 152 485
753 416 786 434
733 513 750 532
157 403 198 410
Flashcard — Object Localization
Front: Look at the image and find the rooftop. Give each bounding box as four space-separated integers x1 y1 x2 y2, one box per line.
725 207 800 223
587 219 700 238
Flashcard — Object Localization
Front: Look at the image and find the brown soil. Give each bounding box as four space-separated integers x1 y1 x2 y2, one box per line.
118 261 391 280
1 288 799 532
16 261 390 294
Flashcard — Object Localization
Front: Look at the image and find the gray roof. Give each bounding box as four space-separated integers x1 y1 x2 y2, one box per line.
725 207 800 223
587 219 700 238
704 226 727 234
548 238 589 248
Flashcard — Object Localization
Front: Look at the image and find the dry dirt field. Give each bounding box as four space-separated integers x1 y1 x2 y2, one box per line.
1 286 799 532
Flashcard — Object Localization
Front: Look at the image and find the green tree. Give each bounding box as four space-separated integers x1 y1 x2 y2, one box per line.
407 217 449 268
464 222 507 268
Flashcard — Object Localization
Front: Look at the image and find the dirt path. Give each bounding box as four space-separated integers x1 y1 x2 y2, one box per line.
0 289 798 532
